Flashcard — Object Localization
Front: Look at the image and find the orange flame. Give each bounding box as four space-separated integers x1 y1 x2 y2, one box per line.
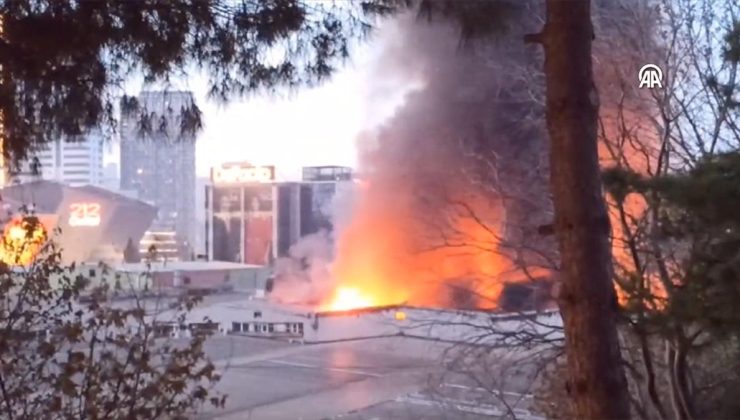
0 217 48 266
324 173 527 311
598 102 669 310
324 287 376 311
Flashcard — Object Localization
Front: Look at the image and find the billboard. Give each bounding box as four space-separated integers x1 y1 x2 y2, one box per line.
212 215 241 262
243 185 273 265
211 163 275 185
68 202 102 227
210 183 275 265
212 187 241 213
244 213 272 265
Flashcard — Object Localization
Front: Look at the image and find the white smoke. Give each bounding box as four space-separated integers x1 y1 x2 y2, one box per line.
269 182 356 304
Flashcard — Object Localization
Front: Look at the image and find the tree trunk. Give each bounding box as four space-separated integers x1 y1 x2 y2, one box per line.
537 0 631 418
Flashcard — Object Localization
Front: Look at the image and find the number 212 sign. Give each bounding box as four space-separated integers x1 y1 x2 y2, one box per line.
68 203 101 227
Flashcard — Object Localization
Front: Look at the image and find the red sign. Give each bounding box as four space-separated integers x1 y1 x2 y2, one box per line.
68 203 101 227
244 213 272 265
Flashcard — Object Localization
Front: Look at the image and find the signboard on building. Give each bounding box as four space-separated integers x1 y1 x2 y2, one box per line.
244 213 272 265
211 164 275 185
210 182 275 265
68 202 102 227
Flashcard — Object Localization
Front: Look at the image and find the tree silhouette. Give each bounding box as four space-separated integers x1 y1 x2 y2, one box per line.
0 226 223 418
0 0 395 164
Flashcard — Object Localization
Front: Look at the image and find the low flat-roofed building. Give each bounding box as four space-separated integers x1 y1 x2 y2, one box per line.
147 295 563 344
109 260 271 293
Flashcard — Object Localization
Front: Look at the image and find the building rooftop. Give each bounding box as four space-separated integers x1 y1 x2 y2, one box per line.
113 260 266 273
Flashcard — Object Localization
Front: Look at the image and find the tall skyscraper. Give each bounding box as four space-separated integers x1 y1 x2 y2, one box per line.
15 130 105 186
120 91 197 256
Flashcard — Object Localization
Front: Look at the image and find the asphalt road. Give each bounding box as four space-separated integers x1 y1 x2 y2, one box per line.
196 335 544 420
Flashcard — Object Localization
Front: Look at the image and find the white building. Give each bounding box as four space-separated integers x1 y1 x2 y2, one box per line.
16 131 105 187
148 294 563 345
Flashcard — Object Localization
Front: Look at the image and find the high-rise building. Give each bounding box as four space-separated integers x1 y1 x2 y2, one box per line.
14 131 105 187
120 91 197 257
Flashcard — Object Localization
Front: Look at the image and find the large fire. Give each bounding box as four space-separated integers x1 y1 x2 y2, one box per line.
598 100 668 309
324 287 376 311
316 171 535 312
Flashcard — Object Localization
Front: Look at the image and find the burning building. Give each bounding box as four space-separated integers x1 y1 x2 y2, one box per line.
306 1 658 314
268 9 556 313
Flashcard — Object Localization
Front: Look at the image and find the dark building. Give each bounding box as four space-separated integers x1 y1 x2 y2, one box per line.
0 181 157 264
300 166 353 237
120 91 197 257
298 182 340 236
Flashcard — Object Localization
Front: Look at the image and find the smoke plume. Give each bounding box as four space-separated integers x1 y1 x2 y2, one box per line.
270 183 356 305
329 9 552 310
272 6 555 310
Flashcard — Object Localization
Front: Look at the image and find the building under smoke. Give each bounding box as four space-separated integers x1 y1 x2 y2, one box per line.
311 6 556 311
205 163 353 265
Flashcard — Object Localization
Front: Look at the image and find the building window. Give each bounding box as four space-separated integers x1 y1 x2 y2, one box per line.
231 322 241 332
254 311 262 319
288 323 304 334
242 323 250 332
88 269 96 278
267 324 274 333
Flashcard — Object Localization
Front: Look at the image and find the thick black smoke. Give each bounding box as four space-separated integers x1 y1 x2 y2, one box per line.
334 7 555 308
272 5 558 310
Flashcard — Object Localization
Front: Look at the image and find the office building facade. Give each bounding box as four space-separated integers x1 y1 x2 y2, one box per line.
206 164 353 265
206 164 280 265
120 91 197 257
14 131 105 187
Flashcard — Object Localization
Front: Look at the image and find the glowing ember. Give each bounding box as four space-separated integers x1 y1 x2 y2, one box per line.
325 287 376 311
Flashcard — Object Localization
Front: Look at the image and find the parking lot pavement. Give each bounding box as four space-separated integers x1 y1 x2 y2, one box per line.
197 335 542 420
